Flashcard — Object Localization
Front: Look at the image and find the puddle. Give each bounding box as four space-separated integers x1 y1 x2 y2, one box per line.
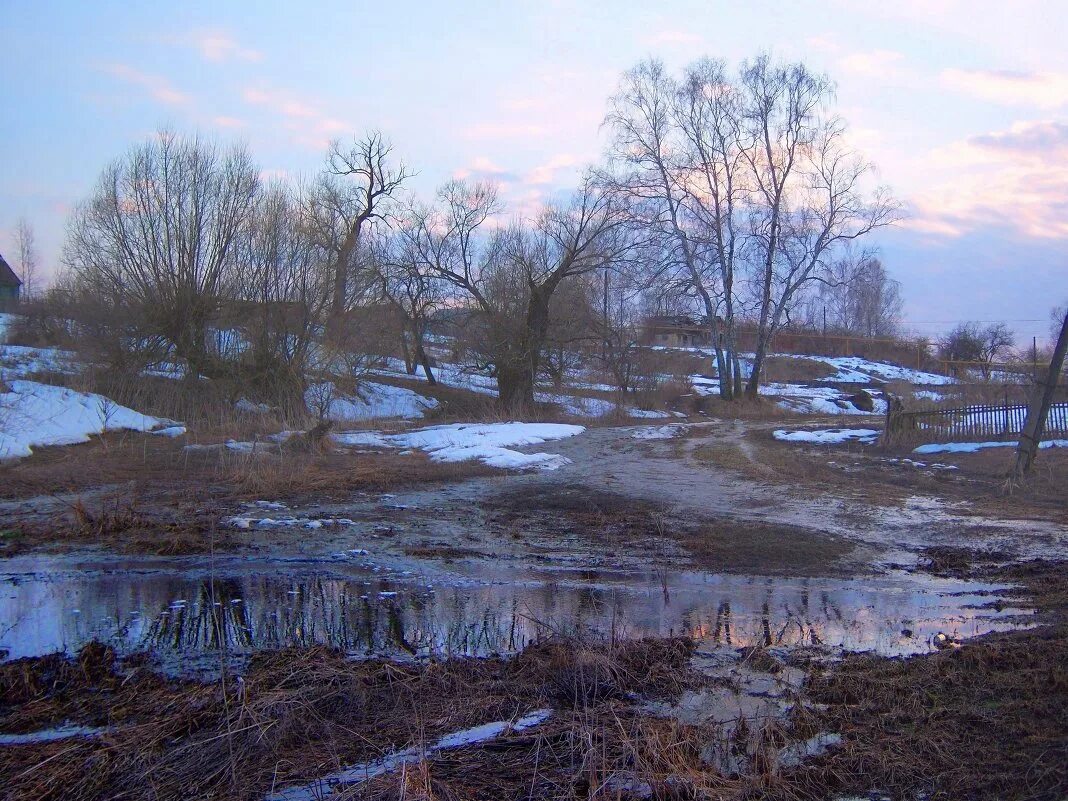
0 555 1031 667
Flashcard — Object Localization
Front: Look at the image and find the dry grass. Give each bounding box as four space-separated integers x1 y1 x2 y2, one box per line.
0 638 707 801
760 356 835 384
796 560 1068 801
0 434 496 555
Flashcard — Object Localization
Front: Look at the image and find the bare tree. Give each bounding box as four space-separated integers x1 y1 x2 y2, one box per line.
235 183 333 407
63 130 259 376
810 255 903 337
305 132 411 327
739 56 899 397
373 216 451 383
939 321 1014 378
605 55 898 399
414 177 636 408
14 218 38 299
604 60 736 398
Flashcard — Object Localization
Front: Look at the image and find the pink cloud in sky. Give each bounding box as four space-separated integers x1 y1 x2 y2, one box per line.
837 50 907 79
242 86 350 150
940 69 1068 109
906 119 1068 240
453 156 512 180
187 30 263 63
524 154 580 185
102 63 189 106
460 121 551 140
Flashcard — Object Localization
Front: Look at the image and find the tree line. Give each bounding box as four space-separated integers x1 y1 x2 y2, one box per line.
33 53 904 410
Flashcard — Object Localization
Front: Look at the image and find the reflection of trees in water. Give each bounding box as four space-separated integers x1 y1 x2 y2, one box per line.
52 570 985 661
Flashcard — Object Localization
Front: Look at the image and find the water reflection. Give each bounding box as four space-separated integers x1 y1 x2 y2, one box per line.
0 562 1030 664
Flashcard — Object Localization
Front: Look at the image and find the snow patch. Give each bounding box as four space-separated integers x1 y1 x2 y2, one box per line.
913 439 1068 455
306 381 439 422
266 709 552 801
0 380 169 459
632 425 684 440
773 428 881 445
333 422 584 471
0 344 79 380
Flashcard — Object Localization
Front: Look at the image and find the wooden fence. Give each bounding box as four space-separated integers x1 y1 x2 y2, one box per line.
884 401 1068 446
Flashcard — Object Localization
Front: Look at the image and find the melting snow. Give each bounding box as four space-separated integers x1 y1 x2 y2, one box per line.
265 709 552 801
632 425 685 440
913 439 1068 455
0 380 169 459
0 344 79 380
334 422 584 470
306 381 439 422
773 428 881 445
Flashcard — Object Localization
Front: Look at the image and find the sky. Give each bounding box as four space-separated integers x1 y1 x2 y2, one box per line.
2 0 1066 345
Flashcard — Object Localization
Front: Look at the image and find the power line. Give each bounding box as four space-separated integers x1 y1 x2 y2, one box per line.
905 319 1045 325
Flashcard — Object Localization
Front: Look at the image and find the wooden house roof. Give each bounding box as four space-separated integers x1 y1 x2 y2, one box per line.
0 253 22 288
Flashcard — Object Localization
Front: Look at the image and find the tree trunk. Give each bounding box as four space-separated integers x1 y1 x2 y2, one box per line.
413 330 436 385
1012 311 1068 478
496 362 535 411
746 338 768 399
399 331 413 375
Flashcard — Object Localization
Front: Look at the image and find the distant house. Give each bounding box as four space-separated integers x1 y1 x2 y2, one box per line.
641 315 713 348
0 253 22 305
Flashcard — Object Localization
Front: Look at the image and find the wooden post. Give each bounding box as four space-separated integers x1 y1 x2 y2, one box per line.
1012 311 1068 478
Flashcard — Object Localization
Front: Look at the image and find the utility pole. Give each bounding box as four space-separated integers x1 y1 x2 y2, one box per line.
1011 311 1068 479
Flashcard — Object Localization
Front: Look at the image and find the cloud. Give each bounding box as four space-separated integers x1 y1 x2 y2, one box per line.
242 86 349 149
213 116 246 129
460 122 551 140
452 156 518 186
645 30 702 46
906 120 1068 239
524 154 580 185
837 50 907 79
188 31 262 63
970 120 1068 153
940 68 1068 108
101 63 189 106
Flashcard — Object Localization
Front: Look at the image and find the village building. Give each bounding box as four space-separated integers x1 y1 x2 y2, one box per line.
641 314 714 348
0 253 21 305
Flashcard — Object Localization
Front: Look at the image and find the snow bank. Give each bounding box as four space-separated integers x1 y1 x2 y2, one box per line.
0 344 79 380
0 313 19 343
374 359 498 396
913 439 1068 455
0 380 168 459
818 356 955 385
535 391 616 417
764 384 887 416
334 422 584 470
306 381 439 422
773 428 881 445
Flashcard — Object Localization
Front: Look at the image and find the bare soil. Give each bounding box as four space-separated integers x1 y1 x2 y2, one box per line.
486 485 856 576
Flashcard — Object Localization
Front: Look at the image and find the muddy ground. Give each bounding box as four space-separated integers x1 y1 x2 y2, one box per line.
0 419 1066 799
4 419 1064 572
